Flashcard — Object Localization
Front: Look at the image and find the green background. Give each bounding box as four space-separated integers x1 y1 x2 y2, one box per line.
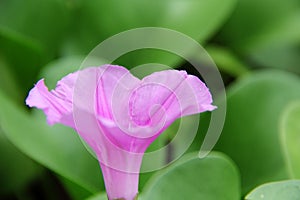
0 0 300 199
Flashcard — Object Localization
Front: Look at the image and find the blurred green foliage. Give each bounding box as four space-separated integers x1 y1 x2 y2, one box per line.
245 180 300 200
280 101 300 179
0 0 299 199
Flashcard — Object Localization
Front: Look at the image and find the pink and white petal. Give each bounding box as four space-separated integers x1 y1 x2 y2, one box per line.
183 75 217 114
100 163 140 200
95 65 140 120
26 77 75 127
128 70 186 126
128 70 216 129
97 119 156 153
71 65 141 149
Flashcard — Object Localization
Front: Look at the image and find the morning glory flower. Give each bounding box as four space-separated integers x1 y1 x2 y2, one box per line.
26 65 216 200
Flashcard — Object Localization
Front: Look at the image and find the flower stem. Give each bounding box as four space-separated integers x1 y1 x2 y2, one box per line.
113 194 138 200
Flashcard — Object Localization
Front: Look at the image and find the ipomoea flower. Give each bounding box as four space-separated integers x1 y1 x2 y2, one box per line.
26 65 216 200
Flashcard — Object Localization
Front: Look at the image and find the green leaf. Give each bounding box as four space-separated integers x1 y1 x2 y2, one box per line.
142 152 241 200
85 193 108 200
59 176 93 200
0 90 103 193
245 180 300 200
0 128 41 194
220 0 300 51
249 45 300 74
0 27 44 97
0 0 70 57
219 0 300 72
280 101 300 178
64 0 237 67
206 45 250 77
215 70 300 194
0 55 21 101
0 0 70 94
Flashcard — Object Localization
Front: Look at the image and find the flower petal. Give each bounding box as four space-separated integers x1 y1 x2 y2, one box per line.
72 65 142 150
26 65 217 200
25 72 77 127
95 65 139 120
183 74 217 113
100 163 139 200
128 70 216 128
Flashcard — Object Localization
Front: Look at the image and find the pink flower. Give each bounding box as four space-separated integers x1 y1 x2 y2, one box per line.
26 65 216 200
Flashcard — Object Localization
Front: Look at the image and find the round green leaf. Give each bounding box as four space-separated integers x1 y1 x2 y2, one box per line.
245 180 300 200
142 152 241 200
249 45 300 74
215 70 300 194
64 0 237 67
220 0 300 51
280 101 300 178
219 0 300 72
